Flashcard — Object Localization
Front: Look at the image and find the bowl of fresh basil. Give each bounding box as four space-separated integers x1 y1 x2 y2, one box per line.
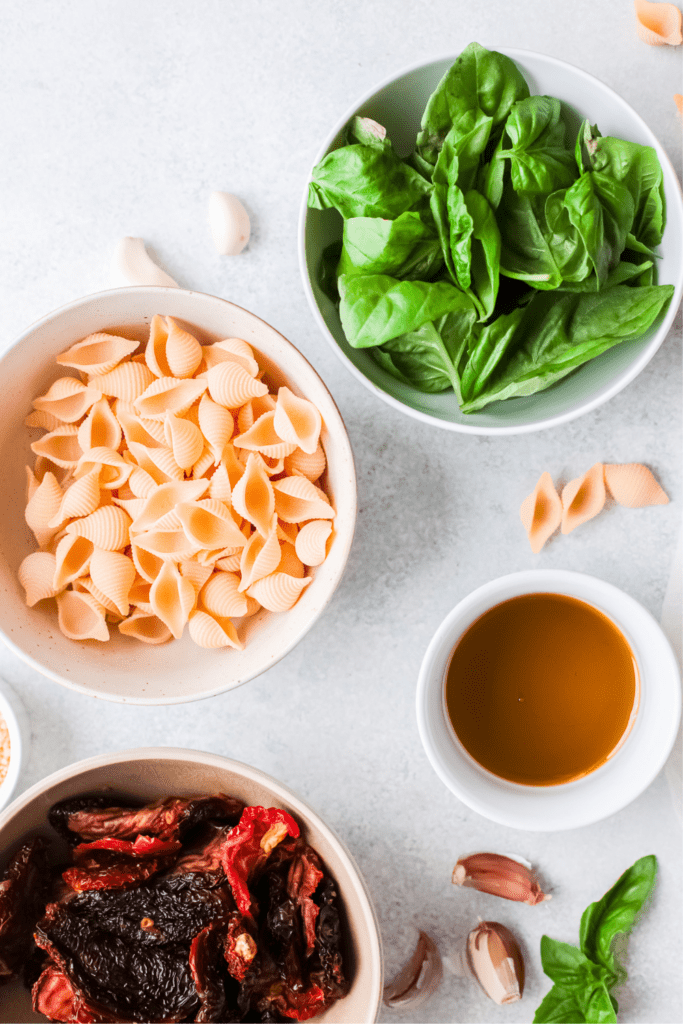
299 43 683 434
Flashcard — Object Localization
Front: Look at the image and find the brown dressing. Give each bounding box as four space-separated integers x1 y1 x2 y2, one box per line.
444 593 638 786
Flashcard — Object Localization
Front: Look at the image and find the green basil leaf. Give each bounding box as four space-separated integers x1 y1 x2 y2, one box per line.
338 212 443 281
580 855 658 978
463 190 501 319
540 936 595 987
561 171 634 286
499 95 577 194
580 980 618 1024
544 187 594 284
344 115 388 148
556 258 653 293
533 985 587 1023
497 184 563 289
417 41 529 165
460 303 525 401
338 273 475 348
374 307 478 396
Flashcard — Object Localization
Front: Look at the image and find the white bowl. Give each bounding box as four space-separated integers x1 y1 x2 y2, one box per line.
299 48 683 435
0 747 383 1024
0 287 356 704
416 570 681 831
0 678 27 813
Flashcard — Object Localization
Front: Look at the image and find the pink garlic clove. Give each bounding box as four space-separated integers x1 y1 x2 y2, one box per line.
383 929 442 1009
452 852 551 905
467 921 525 1005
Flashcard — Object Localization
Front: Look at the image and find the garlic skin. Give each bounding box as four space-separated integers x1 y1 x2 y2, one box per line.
452 852 551 905
467 921 524 1005
383 929 442 1009
110 237 179 289
208 191 251 255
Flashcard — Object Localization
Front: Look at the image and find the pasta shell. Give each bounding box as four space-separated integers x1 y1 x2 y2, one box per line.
295 520 332 567
237 394 277 434
561 463 606 534
221 444 245 491
127 464 159 498
131 480 210 535
89 549 136 616
208 462 232 501
135 528 199 561
234 411 297 459
150 560 195 639
179 560 213 595
276 542 305 579
161 413 203 471
634 0 682 45
73 576 120 616
31 426 82 469
145 314 172 377
77 399 122 452
231 453 275 536
519 472 563 553
57 333 139 376
25 409 62 432
50 468 101 526
18 552 59 606
165 317 203 378
89 362 155 402
246 572 312 612
65 506 132 550
134 376 207 420
273 476 335 524
198 393 234 463
25 472 64 547
604 463 669 508
273 387 322 455
201 338 260 376
115 401 162 448
119 608 172 645
207 362 268 409
129 576 152 607
33 377 101 424
131 543 165 584
188 609 243 649
75 448 132 489
239 518 281 590
177 499 247 550
56 590 109 641
126 442 183 483
112 496 147 520
215 553 241 572
200 571 248 617
284 444 326 482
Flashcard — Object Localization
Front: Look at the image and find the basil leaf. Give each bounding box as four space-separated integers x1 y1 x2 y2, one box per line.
540 936 597 987
561 171 634 286
417 41 529 165
556 258 653 293
579 855 658 978
373 307 478 396
308 139 432 219
463 190 501 319
460 303 525 401
533 985 587 1023
497 184 563 289
499 95 577 195
338 272 475 348
338 212 443 281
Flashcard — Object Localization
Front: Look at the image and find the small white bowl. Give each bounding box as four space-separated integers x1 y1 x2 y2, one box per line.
0 678 27 812
0 747 383 1024
0 287 356 705
416 570 681 831
299 49 683 435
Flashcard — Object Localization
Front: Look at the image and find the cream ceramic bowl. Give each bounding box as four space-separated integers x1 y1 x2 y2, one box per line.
416 570 681 831
299 49 683 434
0 747 382 1023
0 678 27 813
0 287 356 704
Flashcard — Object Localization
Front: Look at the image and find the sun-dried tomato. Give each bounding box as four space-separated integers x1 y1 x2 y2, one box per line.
0 838 49 984
220 806 299 915
62 857 165 894
287 846 324 954
73 835 181 859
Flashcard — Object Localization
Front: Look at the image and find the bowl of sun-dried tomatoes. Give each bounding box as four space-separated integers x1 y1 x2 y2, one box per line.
0 747 382 1023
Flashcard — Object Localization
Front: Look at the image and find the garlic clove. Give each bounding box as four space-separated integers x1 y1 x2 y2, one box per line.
383 929 442 1009
452 852 551 905
110 237 179 288
208 191 251 255
467 921 524 1005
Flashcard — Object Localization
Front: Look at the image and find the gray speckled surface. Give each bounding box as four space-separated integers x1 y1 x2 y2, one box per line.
0 1 681 1021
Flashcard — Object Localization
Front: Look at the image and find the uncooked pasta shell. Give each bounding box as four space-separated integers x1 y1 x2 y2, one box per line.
18 552 59 606
65 505 132 551
215 553 241 572
561 463 606 534
57 333 139 376
273 475 335 524
604 463 669 508
237 394 277 434
150 560 196 639
188 609 243 649
165 318 203 378
75 448 132 490
90 361 156 402
283 444 326 482
164 413 204 470
134 376 207 420
201 571 248 617
33 377 102 424
177 500 246 550
207 362 268 409
51 468 101 526
78 398 122 452
295 520 332 567
239 519 281 591
208 463 232 502
25 409 62 432
89 549 136 616
234 411 297 459
246 572 312 612
116 401 162 448
273 387 322 455
56 589 109 641
198 393 234 462
127 442 184 484
25 472 64 547
201 338 259 376
145 314 172 377
131 543 164 584
277 542 305 578
131 480 210 536
231 453 275 537
179 560 213 595
519 471 562 553
135 528 200 561
74 577 120 616
119 607 172 645
127 464 159 498
31 426 82 469
634 0 683 45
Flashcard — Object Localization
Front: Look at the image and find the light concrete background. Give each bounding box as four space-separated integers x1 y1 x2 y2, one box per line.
0 1 680 1021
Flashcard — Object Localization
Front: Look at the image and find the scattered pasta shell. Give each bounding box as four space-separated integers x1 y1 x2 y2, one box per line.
50 468 101 526
33 377 102 424
31 426 82 469
234 411 297 459
177 499 246 550
165 317 203 378
295 520 332 566
78 398 122 452
246 572 312 612
284 444 326 482
207 361 268 409
273 475 335 524
25 472 64 548
201 571 249 617
119 608 173 645
635 0 683 45
273 387 322 455
150 560 196 639
57 333 139 376
198 393 234 463
561 463 606 534
239 518 281 591
53 534 95 590
18 552 59 606
164 413 204 470
519 472 563 553
278 542 305 578
604 463 669 508
675 94 683 117
188 609 243 649
89 361 156 402
25 409 62 432
89 549 136 616
202 338 260 376
231 453 275 536
65 505 132 551
56 589 109 642
134 376 207 421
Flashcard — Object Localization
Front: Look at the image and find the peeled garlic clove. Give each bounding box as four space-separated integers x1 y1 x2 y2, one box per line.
452 853 550 905
462 921 524 1005
383 928 442 1009
208 191 251 255
110 237 179 288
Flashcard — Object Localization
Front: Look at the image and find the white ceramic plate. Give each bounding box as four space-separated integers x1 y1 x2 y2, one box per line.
299 48 683 434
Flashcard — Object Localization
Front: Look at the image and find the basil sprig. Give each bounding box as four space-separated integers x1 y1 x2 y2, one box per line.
533 855 657 1023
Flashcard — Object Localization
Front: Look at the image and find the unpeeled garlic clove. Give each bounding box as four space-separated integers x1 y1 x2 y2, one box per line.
208 191 251 254
110 237 179 288
467 921 524 1005
383 928 442 1009
452 852 551 905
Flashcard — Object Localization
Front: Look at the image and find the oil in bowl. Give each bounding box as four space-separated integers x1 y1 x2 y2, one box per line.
443 593 639 786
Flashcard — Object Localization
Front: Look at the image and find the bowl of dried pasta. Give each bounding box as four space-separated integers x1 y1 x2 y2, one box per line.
0 287 356 704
